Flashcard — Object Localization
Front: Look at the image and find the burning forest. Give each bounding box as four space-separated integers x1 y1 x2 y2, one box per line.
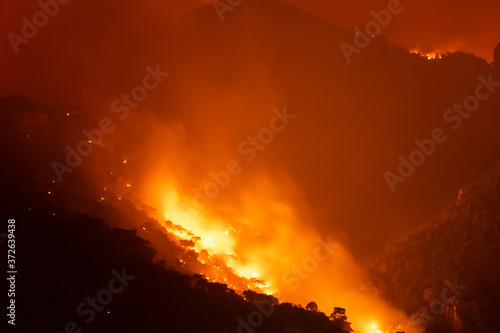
1 0 500 332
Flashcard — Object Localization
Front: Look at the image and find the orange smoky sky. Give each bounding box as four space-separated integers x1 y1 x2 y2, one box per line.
81 0 500 62
207 0 496 62
1 0 498 75
284 0 500 62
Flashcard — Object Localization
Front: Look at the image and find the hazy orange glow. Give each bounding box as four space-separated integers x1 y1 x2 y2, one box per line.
2 0 498 332
132 143 410 331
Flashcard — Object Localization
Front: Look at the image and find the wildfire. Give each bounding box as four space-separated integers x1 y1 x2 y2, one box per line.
410 49 442 60
135 168 407 332
162 213 270 291
156 188 274 294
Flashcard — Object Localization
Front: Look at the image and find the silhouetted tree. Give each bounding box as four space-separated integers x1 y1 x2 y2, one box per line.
306 301 318 311
330 307 353 332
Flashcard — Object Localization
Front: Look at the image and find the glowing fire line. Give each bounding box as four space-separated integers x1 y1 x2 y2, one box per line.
161 210 272 294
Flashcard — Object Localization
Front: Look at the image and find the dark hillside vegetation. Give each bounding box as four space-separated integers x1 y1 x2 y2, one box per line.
369 163 500 332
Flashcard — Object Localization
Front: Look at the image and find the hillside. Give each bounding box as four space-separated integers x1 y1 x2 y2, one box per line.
2 1 500 332
368 163 500 332
1 96 350 333
13 210 350 333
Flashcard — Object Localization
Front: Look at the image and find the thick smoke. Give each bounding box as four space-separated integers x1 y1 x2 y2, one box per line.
2 1 496 332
